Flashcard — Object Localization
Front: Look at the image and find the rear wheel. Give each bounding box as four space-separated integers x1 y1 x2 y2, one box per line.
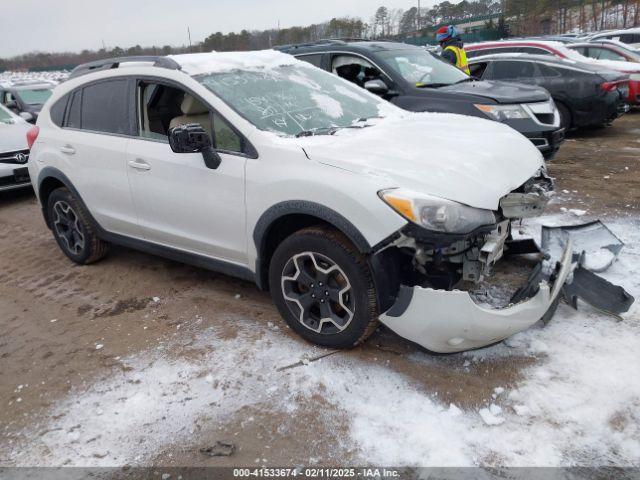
269 226 379 349
47 188 110 264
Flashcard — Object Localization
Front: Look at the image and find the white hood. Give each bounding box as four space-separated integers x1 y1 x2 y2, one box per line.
301 113 545 211
0 120 30 154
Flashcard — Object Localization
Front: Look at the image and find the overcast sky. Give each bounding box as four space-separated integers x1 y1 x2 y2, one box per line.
2 0 436 57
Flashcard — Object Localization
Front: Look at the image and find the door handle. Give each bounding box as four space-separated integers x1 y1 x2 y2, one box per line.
60 145 76 155
128 159 151 171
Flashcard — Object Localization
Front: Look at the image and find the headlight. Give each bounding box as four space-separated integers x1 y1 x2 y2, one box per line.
474 104 530 122
379 188 497 234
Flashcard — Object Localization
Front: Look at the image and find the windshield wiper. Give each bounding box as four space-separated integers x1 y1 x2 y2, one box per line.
454 77 475 84
295 124 370 138
415 82 450 89
355 115 384 122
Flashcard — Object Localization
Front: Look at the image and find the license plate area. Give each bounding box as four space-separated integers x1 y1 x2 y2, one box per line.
13 167 29 183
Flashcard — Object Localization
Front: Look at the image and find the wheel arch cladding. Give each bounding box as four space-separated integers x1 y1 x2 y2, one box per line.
253 201 372 291
37 167 94 230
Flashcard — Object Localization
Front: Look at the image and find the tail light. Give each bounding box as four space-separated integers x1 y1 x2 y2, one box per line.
26 126 39 149
601 81 627 92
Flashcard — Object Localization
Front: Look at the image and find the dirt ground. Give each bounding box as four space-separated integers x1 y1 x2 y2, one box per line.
0 112 638 467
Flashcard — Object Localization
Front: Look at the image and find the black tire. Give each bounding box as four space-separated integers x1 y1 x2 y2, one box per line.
269 226 379 349
557 102 572 131
47 187 110 265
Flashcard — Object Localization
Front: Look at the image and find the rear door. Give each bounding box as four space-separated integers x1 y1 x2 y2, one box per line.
125 79 249 265
50 79 139 236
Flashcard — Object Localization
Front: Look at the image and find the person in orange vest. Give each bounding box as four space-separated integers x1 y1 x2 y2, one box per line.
436 25 471 75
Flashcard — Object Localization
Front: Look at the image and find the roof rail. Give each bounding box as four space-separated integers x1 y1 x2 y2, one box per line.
69 56 181 79
273 39 349 51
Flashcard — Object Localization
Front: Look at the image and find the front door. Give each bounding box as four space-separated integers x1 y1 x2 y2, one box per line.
125 80 248 265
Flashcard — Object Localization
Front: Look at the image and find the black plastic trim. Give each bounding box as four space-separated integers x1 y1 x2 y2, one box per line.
253 200 372 290
69 56 182 79
384 285 414 317
402 222 498 249
36 167 255 283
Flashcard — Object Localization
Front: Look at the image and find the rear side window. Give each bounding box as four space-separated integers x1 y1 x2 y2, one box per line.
539 64 562 78
621 33 640 44
66 91 82 129
492 61 536 79
296 54 323 68
50 96 68 127
80 80 130 135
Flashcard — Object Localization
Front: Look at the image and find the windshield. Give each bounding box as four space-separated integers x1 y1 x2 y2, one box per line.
16 88 52 105
379 49 469 86
0 105 14 124
197 65 387 136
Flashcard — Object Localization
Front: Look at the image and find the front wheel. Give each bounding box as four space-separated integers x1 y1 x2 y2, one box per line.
269 226 379 349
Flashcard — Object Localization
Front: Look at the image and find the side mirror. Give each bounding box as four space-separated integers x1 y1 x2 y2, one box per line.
168 123 221 170
364 79 389 95
19 112 34 122
6 100 18 110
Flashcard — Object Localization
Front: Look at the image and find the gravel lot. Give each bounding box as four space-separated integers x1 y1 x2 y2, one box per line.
1 112 639 467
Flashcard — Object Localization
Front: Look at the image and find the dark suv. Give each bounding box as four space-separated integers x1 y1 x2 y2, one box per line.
0 82 54 123
276 40 565 160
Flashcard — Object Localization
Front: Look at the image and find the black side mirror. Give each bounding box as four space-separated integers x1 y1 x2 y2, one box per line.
168 123 222 170
6 100 18 110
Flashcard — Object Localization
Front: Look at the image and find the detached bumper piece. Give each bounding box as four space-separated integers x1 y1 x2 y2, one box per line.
542 221 634 319
379 221 634 354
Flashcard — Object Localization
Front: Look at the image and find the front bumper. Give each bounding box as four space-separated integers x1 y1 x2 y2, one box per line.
523 128 565 160
379 240 574 353
0 166 31 192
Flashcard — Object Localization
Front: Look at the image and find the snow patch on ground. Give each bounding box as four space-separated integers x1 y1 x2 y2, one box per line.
6 214 640 467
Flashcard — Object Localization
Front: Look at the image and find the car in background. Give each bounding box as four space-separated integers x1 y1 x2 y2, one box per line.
277 40 564 160
466 40 640 105
468 54 629 130
525 35 580 44
569 40 640 63
0 82 55 123
589 28 640 49
0 103 32 192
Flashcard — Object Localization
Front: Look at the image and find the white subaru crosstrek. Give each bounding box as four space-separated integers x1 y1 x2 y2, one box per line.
28 51 573 353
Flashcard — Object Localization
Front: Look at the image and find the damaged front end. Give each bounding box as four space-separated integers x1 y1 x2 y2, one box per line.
373 173 634 353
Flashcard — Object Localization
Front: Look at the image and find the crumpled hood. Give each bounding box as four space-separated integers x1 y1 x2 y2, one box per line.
437 80 550 104
0 121 30 154
301 113 545 210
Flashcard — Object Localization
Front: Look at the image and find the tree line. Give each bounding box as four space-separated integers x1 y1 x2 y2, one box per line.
2 0 640 71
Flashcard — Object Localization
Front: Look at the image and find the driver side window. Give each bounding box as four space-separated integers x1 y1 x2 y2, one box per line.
137 81 243 154
331 55 382 88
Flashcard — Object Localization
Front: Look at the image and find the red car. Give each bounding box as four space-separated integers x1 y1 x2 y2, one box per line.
466 40 640 105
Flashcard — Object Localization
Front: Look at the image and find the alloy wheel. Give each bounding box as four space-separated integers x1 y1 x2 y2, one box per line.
52 200 85 255
281 251 355 334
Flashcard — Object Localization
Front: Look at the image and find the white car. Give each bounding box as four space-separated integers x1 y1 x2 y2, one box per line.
589 28 640 49
28 51 573 353
0 103 32 192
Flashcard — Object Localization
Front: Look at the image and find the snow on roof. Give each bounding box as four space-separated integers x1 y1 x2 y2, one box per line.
169 49 300 76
